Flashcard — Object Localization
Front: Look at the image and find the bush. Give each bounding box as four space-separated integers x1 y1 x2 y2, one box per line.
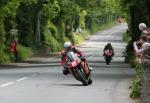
123 40 142 99
89 21 117 33
64 37 71 43
129 62 142 99
129 79 141 99
135 62 142 78
48 21 59 39
43 21 63 52
123 32 131 42
0 51 10 64
17 45 32 61
44 35 62 52
123 40 136 67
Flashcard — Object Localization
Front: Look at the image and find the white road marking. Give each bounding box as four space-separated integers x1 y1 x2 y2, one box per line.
16 77 28 82
0 76 30 88
0 82 14 87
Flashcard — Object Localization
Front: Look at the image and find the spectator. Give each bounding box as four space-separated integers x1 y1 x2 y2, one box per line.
133 35 150 62
148 36 150 43
10 40 18 62
117 16 122 24
139 23 150 36
136 23 150 50
143 36 150 56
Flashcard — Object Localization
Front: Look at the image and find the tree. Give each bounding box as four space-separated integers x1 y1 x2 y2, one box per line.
121 0 150 39
0 0 20 47
16 0 60 46
0 0 20 63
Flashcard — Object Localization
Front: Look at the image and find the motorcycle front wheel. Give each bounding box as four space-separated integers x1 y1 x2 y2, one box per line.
88 78 92 85
105 56 111 65
76 70 88 86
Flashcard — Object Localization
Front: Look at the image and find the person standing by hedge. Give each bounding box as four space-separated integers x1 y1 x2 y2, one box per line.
133 35 150 62
139 23 150 36
147 36 150 43
143 36 150 57
10 40 18 62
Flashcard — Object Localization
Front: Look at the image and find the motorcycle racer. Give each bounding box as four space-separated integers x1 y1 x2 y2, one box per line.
61 42 92 75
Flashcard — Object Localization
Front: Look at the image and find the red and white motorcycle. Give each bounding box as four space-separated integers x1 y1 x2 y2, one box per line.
104 49 113 65
66 51 92 86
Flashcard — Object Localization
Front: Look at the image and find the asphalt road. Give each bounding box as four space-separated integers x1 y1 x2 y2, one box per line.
0 23 136 103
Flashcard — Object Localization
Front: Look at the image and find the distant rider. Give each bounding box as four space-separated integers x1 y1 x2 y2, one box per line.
103 43 114 57
61 42 92 75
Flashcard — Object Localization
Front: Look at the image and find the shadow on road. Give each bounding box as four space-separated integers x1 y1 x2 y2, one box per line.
53 83 84 87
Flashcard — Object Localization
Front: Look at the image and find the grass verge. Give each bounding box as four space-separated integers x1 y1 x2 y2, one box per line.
73 21 118 45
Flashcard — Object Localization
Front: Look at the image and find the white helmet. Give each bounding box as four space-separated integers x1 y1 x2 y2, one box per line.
64 42 72 49
139 23 147 31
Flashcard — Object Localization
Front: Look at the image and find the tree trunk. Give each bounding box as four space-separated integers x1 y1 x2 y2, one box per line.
147 0 150 23
36 10 42 44
130 6 141 41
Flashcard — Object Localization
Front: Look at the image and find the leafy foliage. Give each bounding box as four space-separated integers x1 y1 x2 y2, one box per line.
129 62 142 99
120 0 150 39
123 40 136 67
0 0 122 62
120 0 150 99
0 51 10 64
123 32 131 42
129 78 141 99
42 0 60 19
17 45 32 61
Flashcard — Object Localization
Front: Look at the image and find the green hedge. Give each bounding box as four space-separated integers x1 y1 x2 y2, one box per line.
17 45 32 61
123 40 136 67
129 62 142 99
124 39 142 99
0 51 10 64
123 32 131 42
130 78 141 99
44 35 62 52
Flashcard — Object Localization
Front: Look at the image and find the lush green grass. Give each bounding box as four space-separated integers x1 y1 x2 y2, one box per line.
73 30 90 45
90 21 117 33
96 21 118 31
73 21 117 46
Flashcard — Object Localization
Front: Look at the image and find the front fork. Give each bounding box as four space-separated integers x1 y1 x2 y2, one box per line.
80 61 90 75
